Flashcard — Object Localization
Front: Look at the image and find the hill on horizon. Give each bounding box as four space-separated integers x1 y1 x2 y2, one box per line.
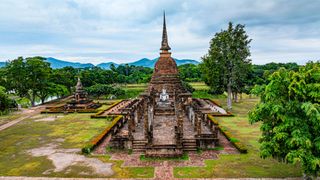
0 57 200 69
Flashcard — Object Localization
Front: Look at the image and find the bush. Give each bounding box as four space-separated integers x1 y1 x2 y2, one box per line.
181 81 195 93
82 144 94 154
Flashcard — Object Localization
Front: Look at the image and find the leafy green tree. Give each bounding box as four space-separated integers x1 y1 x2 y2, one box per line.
0 68 6 87
249 62 320 177
178 64 202 82
25 57 52 106
5 57 29 97
246 62 300 93
86 84 113 99
50 66 78 93
0 86 16 112
201 22 251 109
5 57 52 106
111 87 125 97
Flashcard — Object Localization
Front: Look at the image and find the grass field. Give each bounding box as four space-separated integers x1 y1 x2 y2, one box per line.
0 102 154 178
0 82 302 178
0 112 23 126
174 96 302 178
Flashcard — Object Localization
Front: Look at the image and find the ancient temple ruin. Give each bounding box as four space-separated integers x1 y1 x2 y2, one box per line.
42 77 101 113
100 13 230 157
74 77 89 103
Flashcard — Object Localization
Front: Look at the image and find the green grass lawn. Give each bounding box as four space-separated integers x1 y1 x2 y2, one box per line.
174 97 302 178
0 83 303 178
0 107 154 178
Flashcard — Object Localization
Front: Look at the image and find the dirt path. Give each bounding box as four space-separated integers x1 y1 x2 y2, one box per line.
0 96 73 132
0 106 44 131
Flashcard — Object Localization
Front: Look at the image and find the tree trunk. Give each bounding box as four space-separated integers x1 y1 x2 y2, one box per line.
240 93 243 100
235 92 239 103
31 95 36 107
227 82 232 110
41 98 45 104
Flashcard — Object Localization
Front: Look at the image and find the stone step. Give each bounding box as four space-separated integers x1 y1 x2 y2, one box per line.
184 148 197 152
183 139 196 143
133 140 147 143
133 141 147 144
132 148 145 152
183 144 197 147
133 145 146 149
154 112 175 116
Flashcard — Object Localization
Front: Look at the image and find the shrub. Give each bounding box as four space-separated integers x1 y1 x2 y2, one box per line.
82 115 123 155
230 137 240 143
181 81 195 93
82 144 94 154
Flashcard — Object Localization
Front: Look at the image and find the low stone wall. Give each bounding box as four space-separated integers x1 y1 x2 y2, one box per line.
82 115 124 154
91 100 123 118
207 114 247 153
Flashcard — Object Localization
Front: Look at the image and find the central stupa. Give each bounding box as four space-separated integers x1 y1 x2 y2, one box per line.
148 12 185 94
96 12 226 158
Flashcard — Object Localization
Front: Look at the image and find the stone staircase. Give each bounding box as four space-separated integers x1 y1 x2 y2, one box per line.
183 138 197 152
154 107 175 116
145 144 183 158
132 139 147 152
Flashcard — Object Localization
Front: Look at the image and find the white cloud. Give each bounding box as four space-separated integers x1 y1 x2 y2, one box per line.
0 0 319 64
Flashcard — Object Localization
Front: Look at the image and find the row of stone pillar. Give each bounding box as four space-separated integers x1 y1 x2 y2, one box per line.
126 99 145 140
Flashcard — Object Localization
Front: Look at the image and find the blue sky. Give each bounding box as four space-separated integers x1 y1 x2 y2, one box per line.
0 0 319 65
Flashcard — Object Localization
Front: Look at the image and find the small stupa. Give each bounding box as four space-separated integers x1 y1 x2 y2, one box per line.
74 77 89 104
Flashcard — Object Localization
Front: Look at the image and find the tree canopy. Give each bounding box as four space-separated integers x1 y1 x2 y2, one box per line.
201 22 252 109
249 61 320 176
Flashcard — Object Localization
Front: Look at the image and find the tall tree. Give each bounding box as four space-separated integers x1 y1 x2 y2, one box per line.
201 22 251 109
25 57 52 106
5 57 28 97
50 66 78 93
5 57 52 106
249 62 320 178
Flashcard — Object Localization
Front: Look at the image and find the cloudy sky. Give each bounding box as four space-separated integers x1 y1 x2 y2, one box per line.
0 0 319 65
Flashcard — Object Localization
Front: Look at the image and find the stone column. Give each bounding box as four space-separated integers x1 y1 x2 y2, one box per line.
177 109 184 147
194 113 198 131
143 98 149 139
196 112 202 135
127 114 133 140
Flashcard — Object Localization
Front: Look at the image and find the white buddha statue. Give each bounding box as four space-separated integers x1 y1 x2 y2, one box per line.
159 89 169 102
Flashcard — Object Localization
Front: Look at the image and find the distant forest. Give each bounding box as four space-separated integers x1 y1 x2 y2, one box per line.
0 56 301 110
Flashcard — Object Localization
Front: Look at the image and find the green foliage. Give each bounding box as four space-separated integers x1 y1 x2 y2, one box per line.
109 64 153 84
81 144 94 154
246 62 300 93
249 61 320 176
0 86 16 111
3 56 66 106
86 84 114 99
178 64 202 82
201 22 252 109
181 81 195 93
230 137 240 143
50 66 78 93
250 84 266 96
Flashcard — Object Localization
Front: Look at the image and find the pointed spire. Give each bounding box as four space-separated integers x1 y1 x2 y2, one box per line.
76 77 83 92
160 11 171 51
